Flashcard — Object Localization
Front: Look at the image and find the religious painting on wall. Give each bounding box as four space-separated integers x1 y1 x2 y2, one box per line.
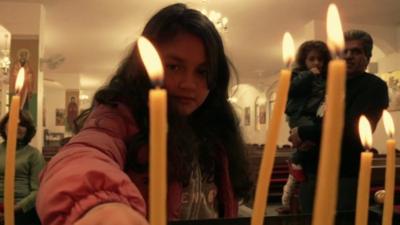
55 108 65 126
268 92 276 122
244 106 251 126
10 38 39 115
259 104 266 124
65 89 80 132
380 71 400 111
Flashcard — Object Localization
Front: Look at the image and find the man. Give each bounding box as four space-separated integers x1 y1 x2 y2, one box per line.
289 30 389 213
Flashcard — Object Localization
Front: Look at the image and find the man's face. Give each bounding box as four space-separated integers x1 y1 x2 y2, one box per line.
344 40 370 76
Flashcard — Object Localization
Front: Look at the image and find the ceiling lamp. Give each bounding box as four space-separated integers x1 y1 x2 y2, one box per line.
201 9 228 31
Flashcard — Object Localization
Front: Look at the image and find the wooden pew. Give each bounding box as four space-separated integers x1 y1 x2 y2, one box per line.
245 144 400 207
246 144 293 204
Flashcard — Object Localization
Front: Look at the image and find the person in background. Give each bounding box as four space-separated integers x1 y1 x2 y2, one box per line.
0 111 45 225
289 29 389 213
278 40 331 214
66 96 79 132
36 3 252 225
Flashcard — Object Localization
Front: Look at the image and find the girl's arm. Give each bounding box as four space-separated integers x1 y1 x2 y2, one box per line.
36 103 147 225
74 202 148 225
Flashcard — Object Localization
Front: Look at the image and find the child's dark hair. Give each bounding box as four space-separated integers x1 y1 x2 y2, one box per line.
78 3 251 199
294 40 331 73
0 110 36 146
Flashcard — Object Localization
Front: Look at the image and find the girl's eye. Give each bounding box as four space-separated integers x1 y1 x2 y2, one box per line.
197 68 209 77
166 64 180 72
199 70 208 77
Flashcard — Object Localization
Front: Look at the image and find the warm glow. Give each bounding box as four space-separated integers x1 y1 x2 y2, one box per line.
137 36 164 84
282 32 295 68
359 115 373 150
228 97 238 103
382 110 395 137
15 67 25 93
327 4 344 55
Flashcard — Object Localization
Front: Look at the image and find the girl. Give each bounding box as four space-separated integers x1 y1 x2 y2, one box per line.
36 3 251 225
279 40 331 213
0 111 45 225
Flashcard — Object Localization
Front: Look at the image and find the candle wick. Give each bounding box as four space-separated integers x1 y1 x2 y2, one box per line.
285 59 293 69
332 49 343 60
152 79 163 88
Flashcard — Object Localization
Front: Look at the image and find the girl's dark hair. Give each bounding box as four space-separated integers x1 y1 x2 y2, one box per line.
0 110 36 146
294 40 331 73
78 3 251 199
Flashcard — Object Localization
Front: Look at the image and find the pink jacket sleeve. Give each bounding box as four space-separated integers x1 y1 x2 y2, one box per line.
36 103 146 225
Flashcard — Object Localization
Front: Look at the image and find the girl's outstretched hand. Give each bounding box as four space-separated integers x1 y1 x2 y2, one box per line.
74 202 148 225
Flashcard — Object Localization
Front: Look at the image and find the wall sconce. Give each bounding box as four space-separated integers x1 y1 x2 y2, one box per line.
79 94 89 104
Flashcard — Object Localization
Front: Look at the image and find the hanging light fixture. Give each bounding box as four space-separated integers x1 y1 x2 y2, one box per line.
201 9 228 31
0 34 11 75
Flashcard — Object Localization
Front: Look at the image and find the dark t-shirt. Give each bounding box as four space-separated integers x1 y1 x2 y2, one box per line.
298 72 389 177
179 162 218 219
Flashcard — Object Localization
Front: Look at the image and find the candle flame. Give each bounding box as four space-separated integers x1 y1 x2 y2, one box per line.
137 36 164 85
382 110 395 137
15 67 25 94
282 32 295 68
359 115 373 150
327 4 344 56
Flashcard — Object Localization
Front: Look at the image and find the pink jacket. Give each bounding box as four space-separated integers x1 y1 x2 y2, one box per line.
36 103 238 225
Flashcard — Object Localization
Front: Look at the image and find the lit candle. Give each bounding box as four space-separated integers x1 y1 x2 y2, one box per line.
137 37 167 225
355 115 373 225
4 67 25 225
382 110 396 225
312 4 346 225
251 32 294 225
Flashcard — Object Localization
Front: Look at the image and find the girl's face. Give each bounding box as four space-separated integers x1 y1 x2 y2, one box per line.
17 125 27 140
5 123 27 140
305 50 323 71
160 32 210 116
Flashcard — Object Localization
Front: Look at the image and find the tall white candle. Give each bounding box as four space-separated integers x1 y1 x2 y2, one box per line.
138 37 167 225
382 110 396 225
251 32 294 225
355 115 374 225
312 4 346 225
4 68 25 225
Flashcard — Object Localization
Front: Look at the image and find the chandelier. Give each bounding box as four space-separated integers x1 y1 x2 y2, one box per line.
0 34 10 76
201 9 228 31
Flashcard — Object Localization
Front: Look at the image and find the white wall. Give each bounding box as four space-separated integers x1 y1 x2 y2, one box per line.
232 79 290 146
372 25 400 153
30 5 46 150
378 53 400 73
397 26 400 50
231 83 262 143
44 85 65 134
373 112 400 154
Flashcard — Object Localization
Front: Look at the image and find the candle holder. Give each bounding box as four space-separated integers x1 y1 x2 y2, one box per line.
169 212 357 225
